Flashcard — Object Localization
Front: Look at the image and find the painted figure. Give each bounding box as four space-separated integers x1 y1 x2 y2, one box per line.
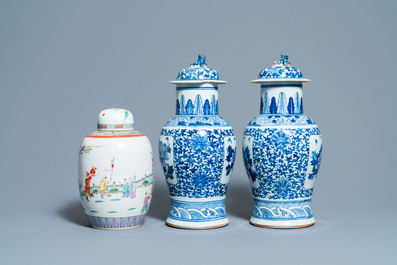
141 192 150 213
99 176 112 199
120 179 130 198
84 167 97 201
90 166 97 177
129 176 136 199
84 172 92 201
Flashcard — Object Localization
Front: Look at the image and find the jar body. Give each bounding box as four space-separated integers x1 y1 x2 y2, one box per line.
243 84 322 228
78 130 154 229
159 83 236 229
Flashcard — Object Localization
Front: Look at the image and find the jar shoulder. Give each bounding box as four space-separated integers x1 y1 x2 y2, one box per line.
80 129 151 147
86 129 144 137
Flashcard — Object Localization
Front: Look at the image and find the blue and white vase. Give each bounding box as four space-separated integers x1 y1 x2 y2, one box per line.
243 53 322 228
159 54 236 229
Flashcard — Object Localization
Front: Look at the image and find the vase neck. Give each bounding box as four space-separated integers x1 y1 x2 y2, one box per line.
175 83 219 115
260 83 304 115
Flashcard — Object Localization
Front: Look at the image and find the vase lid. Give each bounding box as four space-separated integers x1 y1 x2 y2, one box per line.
170 54 226 84
97 108 134 130
251 53 310 83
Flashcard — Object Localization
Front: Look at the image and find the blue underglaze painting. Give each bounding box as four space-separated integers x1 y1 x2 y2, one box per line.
160 128 235 198
176 94 219 115
257 53 304 79
248 114 315 127
245 53 322 227
261 91 302 115
252 199 313 220
243 126 321 200
176 54 220 81
164 115 230 127
168 199 227 222
161 54 235 228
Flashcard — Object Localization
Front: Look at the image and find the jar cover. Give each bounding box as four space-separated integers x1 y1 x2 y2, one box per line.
256 53 306 80
97 108 134 130
174 54 225 82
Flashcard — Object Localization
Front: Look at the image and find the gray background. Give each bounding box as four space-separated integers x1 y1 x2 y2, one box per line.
1 0 396 264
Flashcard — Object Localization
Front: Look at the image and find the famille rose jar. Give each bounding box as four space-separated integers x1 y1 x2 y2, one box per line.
78 108 154 229
159 55 236 229
243 53 322 228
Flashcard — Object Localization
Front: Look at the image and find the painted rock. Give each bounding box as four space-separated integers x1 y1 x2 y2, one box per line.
78 108 154 229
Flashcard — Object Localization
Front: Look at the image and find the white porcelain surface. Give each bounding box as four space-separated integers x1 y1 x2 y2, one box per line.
78 108 154 229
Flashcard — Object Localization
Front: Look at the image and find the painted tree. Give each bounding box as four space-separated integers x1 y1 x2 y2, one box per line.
176 99 180 114
203 99 211 115
194 94 203 115
287 97 295 114
295 92 300 113
210 95 216 114
277 92 287 114
180 95 185 114
263 91 269 113
300 97 303 113
185 99 194 115
269 97 278 114
260 96 263 114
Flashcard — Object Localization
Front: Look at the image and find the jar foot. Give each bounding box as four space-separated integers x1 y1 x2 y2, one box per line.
86 215 145 230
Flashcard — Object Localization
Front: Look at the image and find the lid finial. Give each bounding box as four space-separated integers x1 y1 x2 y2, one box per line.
273 52 290 66
191 54 207 67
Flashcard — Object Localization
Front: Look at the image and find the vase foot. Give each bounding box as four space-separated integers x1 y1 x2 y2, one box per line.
166 217 229 229
250 217 315 229
166 198 228 229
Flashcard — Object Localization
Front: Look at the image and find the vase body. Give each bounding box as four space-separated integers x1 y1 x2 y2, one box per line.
243 54 322 228
159 55 236 229
78 108 154 229
160 83 236 229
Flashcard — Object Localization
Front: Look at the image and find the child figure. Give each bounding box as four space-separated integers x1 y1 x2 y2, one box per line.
99 176 112 199
129 175 136 199
120 179 129 198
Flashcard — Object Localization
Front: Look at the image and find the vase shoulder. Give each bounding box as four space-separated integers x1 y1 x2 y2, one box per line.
163 115 233 128
246 114 318 128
